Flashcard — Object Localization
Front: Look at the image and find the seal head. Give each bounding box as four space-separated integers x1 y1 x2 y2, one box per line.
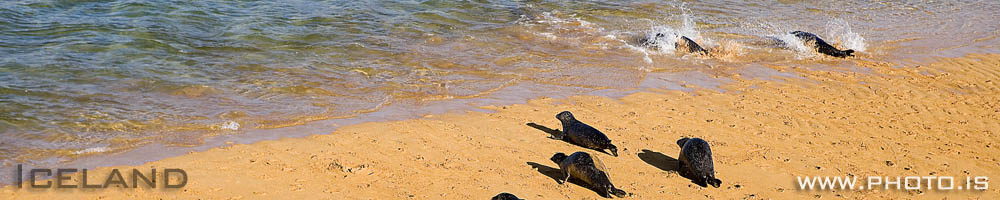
556 111 575 124
551 152 568 164
491 192 523 200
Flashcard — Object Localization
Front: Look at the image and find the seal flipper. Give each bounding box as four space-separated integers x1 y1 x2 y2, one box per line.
552 130 565 140
840 49 855 57
610 188 627 198
606 144 619 157
562 171 571 184
707 177 722 188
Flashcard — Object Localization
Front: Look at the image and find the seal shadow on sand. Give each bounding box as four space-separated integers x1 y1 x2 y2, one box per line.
637 149 707 187
637 149 679 172
525 162 605 196
525 123 562 138
525 123 615 156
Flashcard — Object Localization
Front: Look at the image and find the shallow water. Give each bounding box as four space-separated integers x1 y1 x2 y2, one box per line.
0 0 998 168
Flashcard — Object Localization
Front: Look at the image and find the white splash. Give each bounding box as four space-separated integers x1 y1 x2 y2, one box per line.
826 19 867 52
772 32 817 59
220 121 240 131
619 5 711 66
678 9 703 44
526 11 603 43
538 32 558 40
73 147 111 155
644 9 705 53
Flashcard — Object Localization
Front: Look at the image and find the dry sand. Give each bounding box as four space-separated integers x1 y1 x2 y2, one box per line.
3 54 1000 199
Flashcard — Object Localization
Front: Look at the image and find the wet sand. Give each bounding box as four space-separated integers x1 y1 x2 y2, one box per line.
3 54 1000 199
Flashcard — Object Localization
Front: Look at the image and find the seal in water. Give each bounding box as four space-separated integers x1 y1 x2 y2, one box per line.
791 31 854 58
551 152 627 198
638 33 709 55
555 111 618 157
676 137 722 188
675 35 709 55
491 192 523 200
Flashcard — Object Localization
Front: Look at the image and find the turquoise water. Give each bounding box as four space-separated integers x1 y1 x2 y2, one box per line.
1 0 998 167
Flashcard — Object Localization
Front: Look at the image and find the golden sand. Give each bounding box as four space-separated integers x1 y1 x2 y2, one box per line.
3 54 999 199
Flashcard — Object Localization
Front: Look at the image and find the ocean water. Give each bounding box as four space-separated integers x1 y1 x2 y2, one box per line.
1 0 998 169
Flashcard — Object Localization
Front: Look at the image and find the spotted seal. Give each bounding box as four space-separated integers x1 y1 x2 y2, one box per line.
555 111 618 157
491 192 523 200
551 152 627 198
676 137 722 188
675 35 709 55
791 31 854 58
638 33 709 55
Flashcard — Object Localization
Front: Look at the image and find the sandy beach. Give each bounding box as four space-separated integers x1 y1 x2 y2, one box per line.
3 54 999 199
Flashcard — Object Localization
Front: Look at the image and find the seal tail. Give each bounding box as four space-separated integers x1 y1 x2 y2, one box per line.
610 188 627 198
842 49 855 57
829 49 854 58
606 144 618 157
707 177 722 188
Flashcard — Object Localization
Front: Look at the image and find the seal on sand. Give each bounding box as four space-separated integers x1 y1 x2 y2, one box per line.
676 137 722 188
491 192 523 200
555 111 619 157
551 152 627 198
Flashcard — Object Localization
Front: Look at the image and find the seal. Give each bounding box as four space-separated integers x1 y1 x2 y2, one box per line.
638 33 709 55
555 111 618 157
790 31 854 58
491 192 523 200
636 33 665 50
676 137 722 188
675 35 709 55
551 152 627 198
